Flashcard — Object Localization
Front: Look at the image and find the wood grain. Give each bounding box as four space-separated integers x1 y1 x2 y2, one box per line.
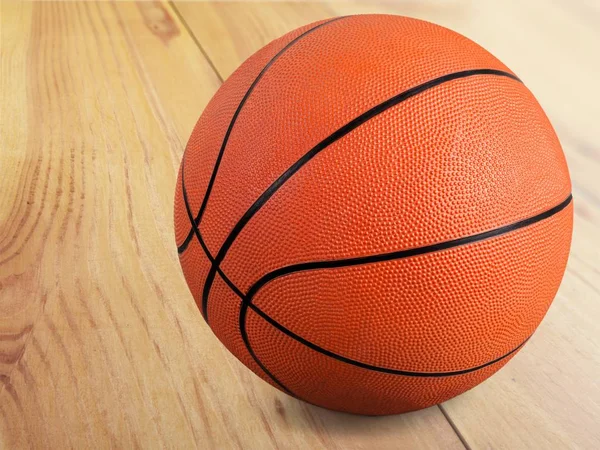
1 0 598 448
0 2 461 449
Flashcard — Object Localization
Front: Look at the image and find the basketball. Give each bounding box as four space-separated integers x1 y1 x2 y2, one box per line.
174 15 572 415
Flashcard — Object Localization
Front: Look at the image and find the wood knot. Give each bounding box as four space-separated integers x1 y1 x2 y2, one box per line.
137 1 180 45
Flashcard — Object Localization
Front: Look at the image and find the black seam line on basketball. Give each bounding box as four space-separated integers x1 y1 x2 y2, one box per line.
181 161 295 394
178 194 562 388
193 239 527 380
247 301 529 377
180 160 246 300
245 193 573 300
239 303 295 396
238 194 570 379
176 16 348 255
200 68 523 320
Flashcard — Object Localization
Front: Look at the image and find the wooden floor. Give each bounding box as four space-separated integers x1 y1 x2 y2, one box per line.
1 1 599 448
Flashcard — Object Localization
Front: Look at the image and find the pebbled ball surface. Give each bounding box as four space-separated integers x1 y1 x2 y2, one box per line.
174 15 572 415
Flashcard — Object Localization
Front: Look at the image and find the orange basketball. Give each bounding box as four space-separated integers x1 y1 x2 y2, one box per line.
174 15 572 415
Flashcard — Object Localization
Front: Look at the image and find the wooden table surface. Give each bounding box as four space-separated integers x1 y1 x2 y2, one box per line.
1 1 599 448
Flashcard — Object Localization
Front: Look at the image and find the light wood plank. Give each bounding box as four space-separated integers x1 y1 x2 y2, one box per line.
174 1 600 449
0 1 462 449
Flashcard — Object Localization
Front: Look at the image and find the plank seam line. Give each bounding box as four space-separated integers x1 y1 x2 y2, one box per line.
439 404 472 450
169 1 224 83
